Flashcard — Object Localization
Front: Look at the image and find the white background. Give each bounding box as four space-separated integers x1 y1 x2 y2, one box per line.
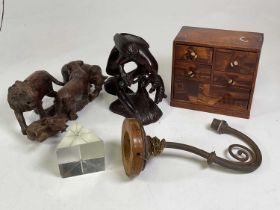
0 0 279 209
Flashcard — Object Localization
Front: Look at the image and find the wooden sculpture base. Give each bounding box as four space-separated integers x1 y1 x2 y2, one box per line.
110 91 163 125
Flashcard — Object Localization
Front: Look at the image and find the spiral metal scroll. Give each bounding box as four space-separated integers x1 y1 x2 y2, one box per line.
152 119 262 173
228 144 252 162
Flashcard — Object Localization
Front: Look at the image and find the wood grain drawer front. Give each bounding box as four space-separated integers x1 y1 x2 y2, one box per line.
214 49 258 75
213 72 253 90
175 44 213 64
173 80 211 104
210 86 250 109
174 63 211 82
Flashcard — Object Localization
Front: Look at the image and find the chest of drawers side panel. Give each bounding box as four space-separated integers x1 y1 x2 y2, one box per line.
171 40 177 102
246 51 261 114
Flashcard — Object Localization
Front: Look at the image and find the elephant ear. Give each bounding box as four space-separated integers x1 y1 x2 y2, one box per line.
90 65 102 72
62 60 84 72
76 60 84 65
15 80 22 85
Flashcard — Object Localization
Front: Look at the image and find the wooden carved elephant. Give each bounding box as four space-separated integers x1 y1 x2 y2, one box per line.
7 70 64 134
55 61 107 120
61 60 107 101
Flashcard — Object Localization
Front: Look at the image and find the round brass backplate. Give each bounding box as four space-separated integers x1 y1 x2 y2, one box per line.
121 118 146 177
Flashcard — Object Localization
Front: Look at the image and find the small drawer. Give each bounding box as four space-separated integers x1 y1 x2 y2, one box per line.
175 44 213 64
214 49 258 75
173 81 211 104
210 85 250 109
174 62 211 82
213 72 253 90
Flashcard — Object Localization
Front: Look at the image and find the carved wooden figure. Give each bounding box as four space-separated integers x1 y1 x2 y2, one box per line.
105 33 167 125
7 70 64 134
26 116 68 142
61 60 107 101
7 61 106 142
55 61 107 120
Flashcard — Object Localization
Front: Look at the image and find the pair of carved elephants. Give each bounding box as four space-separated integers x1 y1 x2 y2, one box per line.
7 61 107 137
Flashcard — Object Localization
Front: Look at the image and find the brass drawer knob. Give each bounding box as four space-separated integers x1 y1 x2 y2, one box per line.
186 49 198 61
230 60 239 67
187 70 195 78
190 51 198 59
228 79 235 85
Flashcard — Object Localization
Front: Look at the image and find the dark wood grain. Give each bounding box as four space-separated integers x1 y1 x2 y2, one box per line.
213 71 253 90
105 33 166 125
214 49 258 74
174 62 211 82
170 100 250 118
175 44 213 64
175 26 263 52
210 85 250 109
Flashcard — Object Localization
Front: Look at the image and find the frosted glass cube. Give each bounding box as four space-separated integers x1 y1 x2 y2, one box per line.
56 123 105 178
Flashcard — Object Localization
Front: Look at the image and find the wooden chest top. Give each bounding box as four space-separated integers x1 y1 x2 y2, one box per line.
175 26 263 52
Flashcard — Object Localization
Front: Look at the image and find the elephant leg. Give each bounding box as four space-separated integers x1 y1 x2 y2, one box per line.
55 98 66 118
69 102 78 120
47 90 57 97
37 102 46 118
61 67 70 83
14 111 27 135
89 90 99 101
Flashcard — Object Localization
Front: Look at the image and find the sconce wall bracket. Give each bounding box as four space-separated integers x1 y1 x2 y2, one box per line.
121 118 262 177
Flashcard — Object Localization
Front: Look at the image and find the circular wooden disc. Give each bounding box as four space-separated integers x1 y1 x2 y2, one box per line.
121 118 146 177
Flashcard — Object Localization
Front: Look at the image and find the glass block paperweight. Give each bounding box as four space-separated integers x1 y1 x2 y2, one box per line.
56 123 105 178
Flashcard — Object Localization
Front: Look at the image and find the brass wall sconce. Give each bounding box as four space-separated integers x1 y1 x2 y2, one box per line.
121 118 262 177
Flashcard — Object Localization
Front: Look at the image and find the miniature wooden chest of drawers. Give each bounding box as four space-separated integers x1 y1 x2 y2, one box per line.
170 26 263 118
